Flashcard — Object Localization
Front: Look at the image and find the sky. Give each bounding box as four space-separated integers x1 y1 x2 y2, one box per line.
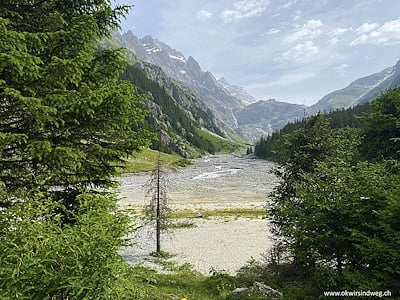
114 0 400 106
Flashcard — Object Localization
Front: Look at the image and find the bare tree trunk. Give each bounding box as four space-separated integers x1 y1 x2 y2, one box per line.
156 158 161 252
144 148 171 254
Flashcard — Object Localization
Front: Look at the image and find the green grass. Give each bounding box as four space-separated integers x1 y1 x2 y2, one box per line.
169 219 197 229
122 261 278 299
119 148 191 173
195 128 244 154
224 127 246 145
168 208 267 220
124 265 240 300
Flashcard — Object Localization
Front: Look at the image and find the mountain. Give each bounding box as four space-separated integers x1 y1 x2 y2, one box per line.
112 31 250 129
356 60 400 105
217 77 256 106
112 31 311 141
122 63 241 157
235 99 305 142
101 36 241 157
310 60 400 113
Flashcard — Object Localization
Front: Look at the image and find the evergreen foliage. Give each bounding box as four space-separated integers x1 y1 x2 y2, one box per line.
122 64 229 154
254 102 371 161
0 0 150 207
0 1 151 298
359 87 400 161
268 88 400 297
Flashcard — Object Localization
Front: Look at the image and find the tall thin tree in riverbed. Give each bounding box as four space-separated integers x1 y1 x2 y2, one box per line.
144 153 171 252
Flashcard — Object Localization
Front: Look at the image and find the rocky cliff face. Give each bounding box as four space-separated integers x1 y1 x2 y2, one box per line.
135 61 225 135
112 31 248 129
236 99 305 142
112 31 310 141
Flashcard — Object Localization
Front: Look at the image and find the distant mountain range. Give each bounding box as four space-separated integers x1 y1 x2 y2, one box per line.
112 31 304 141
113 31 253 129
112 30 400 144
309 60 400 114
236 99 305 141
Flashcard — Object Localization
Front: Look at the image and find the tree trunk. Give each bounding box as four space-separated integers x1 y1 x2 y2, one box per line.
156 160 161 252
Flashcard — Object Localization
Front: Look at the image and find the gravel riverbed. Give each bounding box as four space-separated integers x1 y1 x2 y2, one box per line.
118 154 279 274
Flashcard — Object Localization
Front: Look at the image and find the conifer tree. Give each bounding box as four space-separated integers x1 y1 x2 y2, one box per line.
144 153 171 253
0 1 152 297
0 0 149 207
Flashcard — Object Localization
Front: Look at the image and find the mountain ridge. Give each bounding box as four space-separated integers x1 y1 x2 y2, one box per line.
112 31 310 140
309 59 400 113
113 31 249 129
112 31 400 143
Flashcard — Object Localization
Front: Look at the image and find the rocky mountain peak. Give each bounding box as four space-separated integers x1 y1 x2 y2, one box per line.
113 31 304 137
217 78 256 106
202 71 218 87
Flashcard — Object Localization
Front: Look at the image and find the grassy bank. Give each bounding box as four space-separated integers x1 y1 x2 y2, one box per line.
195 128 244 154
168 208 267 220
122 260 275 300
119 148 191 173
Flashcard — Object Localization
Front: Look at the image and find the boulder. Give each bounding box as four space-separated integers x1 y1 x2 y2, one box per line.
250 282 283 299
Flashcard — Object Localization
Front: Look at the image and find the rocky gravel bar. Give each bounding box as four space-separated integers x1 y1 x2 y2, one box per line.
118 154 279 274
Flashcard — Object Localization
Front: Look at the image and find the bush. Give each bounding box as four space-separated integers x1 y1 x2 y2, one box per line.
0 192 138 299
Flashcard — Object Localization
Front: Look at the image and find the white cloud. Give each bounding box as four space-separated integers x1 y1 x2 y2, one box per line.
277 41 319 63
333 63 349 76
350 34 369 45
220 0 269 23
280 0 300 10
285 19 324 43
197 9 213 21
327 27 353 45
351 19 400 45
327 37 340 45
329 27 352 37
258 72 316 88
266 28 280 35
355 22 379 34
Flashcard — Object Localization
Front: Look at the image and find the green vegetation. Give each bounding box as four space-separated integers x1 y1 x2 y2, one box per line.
124 265 234 300
168 207 266 220
0 1 151 298
254 101 371 160
169 219 197 229
0 1 251 297
0 1 150 206
2 0 399 298
119 148 191 173
194 128 243 154
121 64 242 156
264 88 400 298
108 261 278 300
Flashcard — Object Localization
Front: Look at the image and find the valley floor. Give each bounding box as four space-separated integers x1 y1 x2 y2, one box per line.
118 154 278 274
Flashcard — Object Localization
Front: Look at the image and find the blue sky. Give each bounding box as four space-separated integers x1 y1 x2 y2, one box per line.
114 0 400 105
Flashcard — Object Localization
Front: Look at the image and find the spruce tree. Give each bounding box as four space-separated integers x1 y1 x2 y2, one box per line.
0 1 152 297
0 1 149 207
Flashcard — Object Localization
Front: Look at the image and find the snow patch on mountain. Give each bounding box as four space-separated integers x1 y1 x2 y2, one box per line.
350 67 396 107
169 54 187 63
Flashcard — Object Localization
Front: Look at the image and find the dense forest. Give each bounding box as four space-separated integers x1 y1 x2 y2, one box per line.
121 65 226 155
254 89 400 297
254 102 372 160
